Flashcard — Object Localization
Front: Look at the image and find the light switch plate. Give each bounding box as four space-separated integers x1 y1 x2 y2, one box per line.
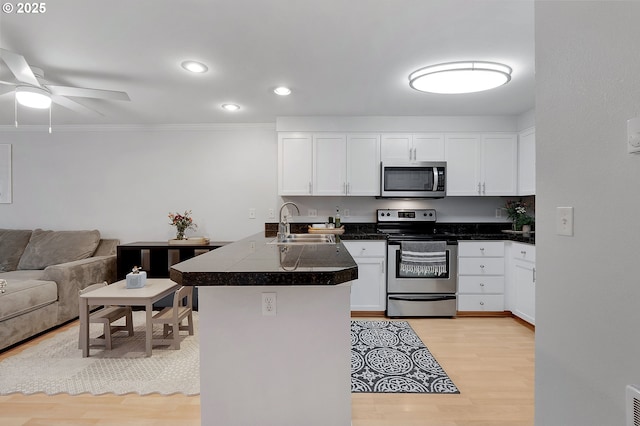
556 206 574 236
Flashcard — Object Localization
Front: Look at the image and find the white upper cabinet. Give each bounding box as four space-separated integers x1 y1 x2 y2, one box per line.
278 133 380 196
381 133 445 162
346 134 380 196
445 134 482 195
481 133 518 196
314 134 347 195
445 133 518 196
278 133 313 195
518 127 536 195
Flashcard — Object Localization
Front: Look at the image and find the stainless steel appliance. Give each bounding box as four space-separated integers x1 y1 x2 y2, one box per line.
377 208 457 317
380 161 446 198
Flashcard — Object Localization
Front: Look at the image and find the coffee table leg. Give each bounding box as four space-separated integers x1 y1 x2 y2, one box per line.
80 299 89 357
146 302 153 357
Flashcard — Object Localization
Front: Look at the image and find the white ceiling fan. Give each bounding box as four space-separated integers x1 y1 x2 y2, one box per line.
0 48 130 120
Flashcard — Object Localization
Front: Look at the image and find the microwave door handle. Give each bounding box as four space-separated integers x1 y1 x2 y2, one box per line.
433 168 438 191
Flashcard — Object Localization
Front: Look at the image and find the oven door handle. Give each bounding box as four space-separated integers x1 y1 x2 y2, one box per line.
388 295 456 302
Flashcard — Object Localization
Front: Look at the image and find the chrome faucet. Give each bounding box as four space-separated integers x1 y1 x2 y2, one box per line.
278 202 300 241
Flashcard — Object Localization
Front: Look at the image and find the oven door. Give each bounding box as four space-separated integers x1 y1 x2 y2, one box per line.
387 242 457 294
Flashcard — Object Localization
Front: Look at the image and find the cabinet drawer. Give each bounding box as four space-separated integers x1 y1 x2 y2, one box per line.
512 242 536 263
458 241 504 257
457 294 504 312
458 276 505 294
343 241 386 257
458 257 504 275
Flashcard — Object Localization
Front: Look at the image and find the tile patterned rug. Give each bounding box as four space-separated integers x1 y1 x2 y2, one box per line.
351 320 459 393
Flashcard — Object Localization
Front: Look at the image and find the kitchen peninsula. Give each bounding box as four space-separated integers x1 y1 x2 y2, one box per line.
170 232 357 426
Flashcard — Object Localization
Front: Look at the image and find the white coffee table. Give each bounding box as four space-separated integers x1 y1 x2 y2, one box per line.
79 278 180 357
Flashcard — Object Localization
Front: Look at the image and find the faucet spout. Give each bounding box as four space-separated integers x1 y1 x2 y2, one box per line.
278 202 300 241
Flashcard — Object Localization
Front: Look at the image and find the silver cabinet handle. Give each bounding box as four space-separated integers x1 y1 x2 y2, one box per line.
533 267 536 283
479 283 485 287
480 264 485 270
482 182 486 194
477 182 481 195
381 260 385 273
480 247 485 252
521 250 527 255
480 301 485 306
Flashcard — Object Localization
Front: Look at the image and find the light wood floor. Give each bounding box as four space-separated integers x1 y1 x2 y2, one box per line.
0 316 534 426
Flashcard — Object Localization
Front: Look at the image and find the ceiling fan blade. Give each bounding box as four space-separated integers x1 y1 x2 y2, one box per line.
0 48 40 87
0 80 15 85
48 85 130 101
51 95 103 116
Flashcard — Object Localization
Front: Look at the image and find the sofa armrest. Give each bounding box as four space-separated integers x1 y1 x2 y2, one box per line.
44 255 117 322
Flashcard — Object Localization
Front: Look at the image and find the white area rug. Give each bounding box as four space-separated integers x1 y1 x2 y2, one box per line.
0 311 200 396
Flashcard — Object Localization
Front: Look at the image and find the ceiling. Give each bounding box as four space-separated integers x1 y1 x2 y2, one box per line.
0 0 534 126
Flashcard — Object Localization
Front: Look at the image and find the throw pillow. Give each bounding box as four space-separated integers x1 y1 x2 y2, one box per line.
0 229 33 272
17 229 101 270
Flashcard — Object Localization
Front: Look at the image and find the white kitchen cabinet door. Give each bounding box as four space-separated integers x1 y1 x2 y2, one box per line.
413 133 445 161
518 127 536 195
514 260 535 325
313 134 347 195
278 133 313 195
344 241 386 312
346 134 380 196
445 134 482 195
481 134 518 196
381 134 412 162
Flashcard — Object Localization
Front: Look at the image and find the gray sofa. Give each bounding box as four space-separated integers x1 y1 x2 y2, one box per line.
0 229 119 351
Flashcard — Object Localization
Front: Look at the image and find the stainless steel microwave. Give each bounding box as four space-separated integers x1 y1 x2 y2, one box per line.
380 161 446 198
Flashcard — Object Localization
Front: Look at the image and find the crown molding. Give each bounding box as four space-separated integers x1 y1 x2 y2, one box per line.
0 122 276 133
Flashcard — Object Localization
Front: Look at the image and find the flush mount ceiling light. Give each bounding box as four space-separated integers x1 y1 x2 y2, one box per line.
15 86 52 109
221 103 240 111
273 86 292 96
181 60 208 73
409 61 512 94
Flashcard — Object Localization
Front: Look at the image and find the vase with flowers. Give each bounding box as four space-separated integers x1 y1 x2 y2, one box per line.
504 199 534 232
168 210 197 241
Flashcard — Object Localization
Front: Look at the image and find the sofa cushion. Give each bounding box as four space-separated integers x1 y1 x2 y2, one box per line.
17 229 101 270
0 229 32 272
0 270 48 281
0 279 58 321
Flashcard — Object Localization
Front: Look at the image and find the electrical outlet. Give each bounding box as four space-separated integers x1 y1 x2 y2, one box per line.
308 209 317 217
343 209 350 217
262 292 276 316
268 209 275 219
495 208 502 218
249 208 256 219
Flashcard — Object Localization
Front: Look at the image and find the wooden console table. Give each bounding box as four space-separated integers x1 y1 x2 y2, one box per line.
117 241 229 309
117 241 229 280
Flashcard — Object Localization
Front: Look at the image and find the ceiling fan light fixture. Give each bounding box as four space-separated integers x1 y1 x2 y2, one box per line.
409 61 512 94
15 86 52 109
181 60 208 73
221 103 240 112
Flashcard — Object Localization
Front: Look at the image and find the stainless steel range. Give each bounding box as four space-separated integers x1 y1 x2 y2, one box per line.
377 209 457 318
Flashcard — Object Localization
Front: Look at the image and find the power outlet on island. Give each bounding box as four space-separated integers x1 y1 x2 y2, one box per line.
262 292 277 316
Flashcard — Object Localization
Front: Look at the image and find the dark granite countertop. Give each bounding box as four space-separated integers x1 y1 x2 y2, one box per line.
266 222 535 244
169 233 358 287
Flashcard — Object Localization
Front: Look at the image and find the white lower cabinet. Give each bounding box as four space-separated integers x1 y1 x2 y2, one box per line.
343 241 386 312
457 241 505 312
508 242 536 325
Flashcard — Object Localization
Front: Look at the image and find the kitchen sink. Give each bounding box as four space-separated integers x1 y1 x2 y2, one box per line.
269 233 336 245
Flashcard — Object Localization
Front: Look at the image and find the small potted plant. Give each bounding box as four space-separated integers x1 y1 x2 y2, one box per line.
504 199 534 232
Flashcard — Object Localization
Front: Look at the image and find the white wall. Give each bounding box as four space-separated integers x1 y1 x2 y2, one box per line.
536 2 640 425
0 124 280 243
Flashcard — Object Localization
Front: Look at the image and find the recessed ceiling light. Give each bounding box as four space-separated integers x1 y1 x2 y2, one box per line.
409 61 512 94
15 86 52 109
273 86 292 96
221 103 240 111
181 60 208 73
